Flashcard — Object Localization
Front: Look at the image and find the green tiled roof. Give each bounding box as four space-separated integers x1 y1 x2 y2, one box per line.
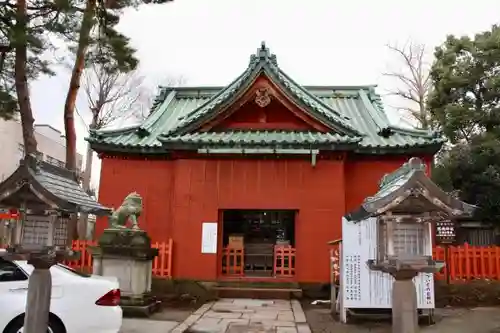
159 130 361 149
88 42 444 155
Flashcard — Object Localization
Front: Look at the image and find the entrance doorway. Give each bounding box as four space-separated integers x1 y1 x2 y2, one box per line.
221 209 296 277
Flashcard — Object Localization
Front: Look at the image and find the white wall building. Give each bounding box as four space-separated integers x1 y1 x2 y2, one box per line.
0 119 83 181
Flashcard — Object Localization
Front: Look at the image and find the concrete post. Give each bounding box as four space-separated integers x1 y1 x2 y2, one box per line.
23 258 53 333
391 273 418 333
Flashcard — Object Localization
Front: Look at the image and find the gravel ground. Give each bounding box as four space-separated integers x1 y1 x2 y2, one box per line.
302 302 500 333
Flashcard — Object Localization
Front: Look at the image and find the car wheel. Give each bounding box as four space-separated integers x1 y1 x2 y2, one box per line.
6 315 65 333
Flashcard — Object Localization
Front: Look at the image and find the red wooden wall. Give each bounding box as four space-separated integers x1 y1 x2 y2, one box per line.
97 154 432 283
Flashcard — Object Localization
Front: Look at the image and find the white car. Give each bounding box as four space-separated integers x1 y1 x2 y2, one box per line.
0 254 122 333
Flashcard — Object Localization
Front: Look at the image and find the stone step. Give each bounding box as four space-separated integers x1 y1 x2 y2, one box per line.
214 286 302 299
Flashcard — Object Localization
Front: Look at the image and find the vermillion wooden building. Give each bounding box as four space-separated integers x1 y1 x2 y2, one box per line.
89 43 443 284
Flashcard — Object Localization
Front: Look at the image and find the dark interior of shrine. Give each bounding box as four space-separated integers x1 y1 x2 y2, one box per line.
222 209 296 276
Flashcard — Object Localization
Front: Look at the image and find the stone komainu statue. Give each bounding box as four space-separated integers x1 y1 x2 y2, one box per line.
108 192 143 230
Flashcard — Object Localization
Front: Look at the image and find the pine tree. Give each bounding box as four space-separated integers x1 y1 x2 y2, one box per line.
63 0 174 170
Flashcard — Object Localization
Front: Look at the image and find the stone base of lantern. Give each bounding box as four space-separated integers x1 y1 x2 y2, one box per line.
90 228 160 316
367 260 445 333
391 271 419 333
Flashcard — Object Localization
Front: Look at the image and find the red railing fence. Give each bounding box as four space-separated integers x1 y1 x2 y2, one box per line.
274 245 296 277
221 245 297 278
64 240 96 273
152 239 174 278
221 246 245 276
433 243 500 281
64 239 174 279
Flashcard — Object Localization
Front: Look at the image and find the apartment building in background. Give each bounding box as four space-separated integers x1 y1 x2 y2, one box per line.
0 119 83 181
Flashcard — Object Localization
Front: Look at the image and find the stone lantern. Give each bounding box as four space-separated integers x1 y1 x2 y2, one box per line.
0 155 110 333
345 157 475 333
372 212 439 274
0 156 110 255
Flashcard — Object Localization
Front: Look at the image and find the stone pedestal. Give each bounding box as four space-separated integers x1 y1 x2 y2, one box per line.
391 271 419 333
90 228 159 315
367 259 445 333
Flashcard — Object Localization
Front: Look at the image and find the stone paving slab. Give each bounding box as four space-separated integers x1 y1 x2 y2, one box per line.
176 298 312 333
119 318 179 333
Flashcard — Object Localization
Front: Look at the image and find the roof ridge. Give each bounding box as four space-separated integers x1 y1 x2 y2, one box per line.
388 125 442 139
151 85 378 93
89 124 140 138
378 157 427 189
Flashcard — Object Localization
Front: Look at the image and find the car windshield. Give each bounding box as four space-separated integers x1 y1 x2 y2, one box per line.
56 264 91 278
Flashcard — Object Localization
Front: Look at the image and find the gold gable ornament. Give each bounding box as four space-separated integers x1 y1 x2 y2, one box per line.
255 87 272 108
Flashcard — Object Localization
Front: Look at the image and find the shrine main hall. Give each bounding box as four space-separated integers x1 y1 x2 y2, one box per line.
88 43 442 283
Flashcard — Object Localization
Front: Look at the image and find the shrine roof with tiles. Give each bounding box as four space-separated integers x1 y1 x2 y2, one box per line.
87 42 443 155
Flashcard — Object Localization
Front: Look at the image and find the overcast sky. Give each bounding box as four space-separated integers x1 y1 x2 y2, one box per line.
29 0 500 190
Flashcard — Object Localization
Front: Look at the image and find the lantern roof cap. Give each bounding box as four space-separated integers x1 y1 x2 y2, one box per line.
0 155 110 215
345 157 476 222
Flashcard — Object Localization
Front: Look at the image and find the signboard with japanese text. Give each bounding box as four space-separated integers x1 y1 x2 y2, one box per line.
341 217 435 309
435 220 456 245
201 222 218 254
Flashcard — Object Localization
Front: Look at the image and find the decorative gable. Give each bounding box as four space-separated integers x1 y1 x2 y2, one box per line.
201 75 332 133
160 42 361 139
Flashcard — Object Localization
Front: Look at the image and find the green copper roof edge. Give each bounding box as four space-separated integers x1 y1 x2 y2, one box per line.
388 125 443 139
164 62 259 135
157 134 362 145
88 125 140 139
270 67 361 136
275 69 346 120
90 141 442 156
161 141 361 151
358 89 389 133
139 90 177 132
356 141 443 153
90 141 362 153
89 142 169 154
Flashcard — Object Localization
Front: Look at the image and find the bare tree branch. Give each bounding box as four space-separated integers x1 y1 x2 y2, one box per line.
80 64 186 197
383 40 433 129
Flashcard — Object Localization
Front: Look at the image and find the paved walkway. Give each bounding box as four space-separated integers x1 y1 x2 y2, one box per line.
173 298 312 333
120 318 179 333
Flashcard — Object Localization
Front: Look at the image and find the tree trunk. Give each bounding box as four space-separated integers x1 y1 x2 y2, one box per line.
14 0 37 156
77 112 98 239
63 0 96 170
419 100 428 130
